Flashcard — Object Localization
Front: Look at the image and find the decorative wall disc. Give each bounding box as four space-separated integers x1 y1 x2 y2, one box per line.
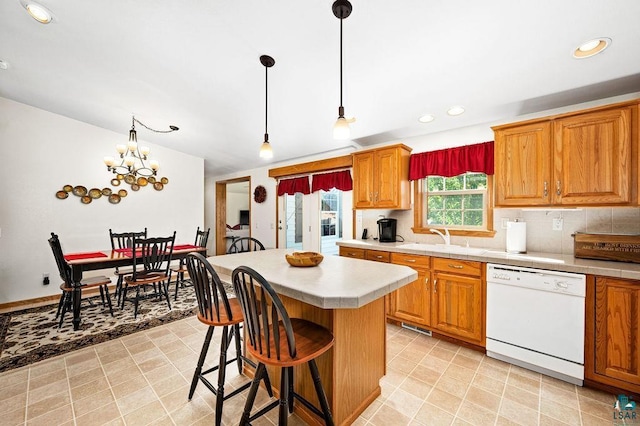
254 185 267 203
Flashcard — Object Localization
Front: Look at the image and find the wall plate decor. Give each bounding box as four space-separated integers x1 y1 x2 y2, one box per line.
254 185 267 203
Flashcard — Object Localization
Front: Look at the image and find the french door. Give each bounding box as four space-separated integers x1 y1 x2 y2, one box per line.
278 189 352 255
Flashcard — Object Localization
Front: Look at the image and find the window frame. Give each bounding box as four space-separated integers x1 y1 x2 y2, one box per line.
412 174 496 237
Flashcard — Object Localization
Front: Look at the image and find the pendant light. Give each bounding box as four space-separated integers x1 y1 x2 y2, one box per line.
332 0 353 140
259 55 275 159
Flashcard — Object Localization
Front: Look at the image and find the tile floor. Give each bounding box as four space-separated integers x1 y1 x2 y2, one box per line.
0 317 618 425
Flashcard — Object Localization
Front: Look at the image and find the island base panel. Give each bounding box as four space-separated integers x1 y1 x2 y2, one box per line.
244 295 386 426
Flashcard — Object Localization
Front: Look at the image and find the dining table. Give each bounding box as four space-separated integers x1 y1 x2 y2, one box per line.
207 248 417 426
64 244 206 331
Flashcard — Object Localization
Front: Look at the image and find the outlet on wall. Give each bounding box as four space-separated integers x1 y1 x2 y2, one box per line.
42 273 50 285
552 218 563 231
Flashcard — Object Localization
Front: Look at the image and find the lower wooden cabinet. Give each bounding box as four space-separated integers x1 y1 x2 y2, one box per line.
340 247 486 347
431 258 484 345
388 253 431 326
586 276 640 393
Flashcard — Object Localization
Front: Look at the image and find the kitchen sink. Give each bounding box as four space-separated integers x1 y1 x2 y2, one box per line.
398 243 488 256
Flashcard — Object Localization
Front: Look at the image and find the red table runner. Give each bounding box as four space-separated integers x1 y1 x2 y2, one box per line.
64 252 108 261
172 244 199 251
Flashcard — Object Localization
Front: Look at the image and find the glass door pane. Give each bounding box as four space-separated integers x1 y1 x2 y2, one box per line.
284 193 303 249
319 189 341 255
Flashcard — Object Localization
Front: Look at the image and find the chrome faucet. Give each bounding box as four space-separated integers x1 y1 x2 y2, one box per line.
430 228 451 245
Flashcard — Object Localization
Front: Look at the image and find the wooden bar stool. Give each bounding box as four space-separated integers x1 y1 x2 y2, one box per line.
232 265 335 426
185 253 272 426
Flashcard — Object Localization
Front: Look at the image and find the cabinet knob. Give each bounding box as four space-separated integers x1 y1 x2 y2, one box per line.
449 264 464 269
434 279 437 293
543 181 548 197
406 259 416 263
556 180 562 196
425 277 429 290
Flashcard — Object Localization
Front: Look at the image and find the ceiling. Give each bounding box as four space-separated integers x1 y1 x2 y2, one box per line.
2 0 639 177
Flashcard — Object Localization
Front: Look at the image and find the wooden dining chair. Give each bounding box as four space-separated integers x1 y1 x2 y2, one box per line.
185 253 272 426
172 226 210 300
109 228 147 305
232 265 334 426
227 237 265 254
48 232 114 328
120 232 175 318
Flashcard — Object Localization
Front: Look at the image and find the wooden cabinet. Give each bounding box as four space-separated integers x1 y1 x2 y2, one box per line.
494 121 552 206
431 258 484 345
352 144 411 209
339 246 365 259
493 100 638 207
586 276 640 394
554 108 632 205
388 253 431 326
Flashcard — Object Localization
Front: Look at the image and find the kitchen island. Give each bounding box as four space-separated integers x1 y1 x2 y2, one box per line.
207 249 417 426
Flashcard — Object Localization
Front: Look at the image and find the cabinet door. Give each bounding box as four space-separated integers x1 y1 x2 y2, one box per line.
375 147 400 208
389 268 430 326
352 152 375 208
555 107 632 205
432 272 483 343
594 277 640 385
494 121 552 206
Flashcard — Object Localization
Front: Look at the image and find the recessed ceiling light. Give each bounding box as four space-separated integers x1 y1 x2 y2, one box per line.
573 38 611 58
447 106 465 116
418 114 435 123
0 60 8 70
20 1 53 24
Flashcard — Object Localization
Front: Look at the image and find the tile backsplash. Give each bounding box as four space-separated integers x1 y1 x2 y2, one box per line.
359 207 640 255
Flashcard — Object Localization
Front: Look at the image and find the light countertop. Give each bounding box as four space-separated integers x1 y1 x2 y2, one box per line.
337 239 640 280
206 248 418 309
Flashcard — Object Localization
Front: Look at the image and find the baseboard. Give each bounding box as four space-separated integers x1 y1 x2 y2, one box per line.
0 285 112 314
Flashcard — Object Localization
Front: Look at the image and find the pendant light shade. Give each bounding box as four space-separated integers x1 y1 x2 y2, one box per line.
259 55 275 159
332 0 353 140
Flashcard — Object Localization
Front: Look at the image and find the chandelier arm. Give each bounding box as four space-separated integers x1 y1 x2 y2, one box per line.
132 117 179 133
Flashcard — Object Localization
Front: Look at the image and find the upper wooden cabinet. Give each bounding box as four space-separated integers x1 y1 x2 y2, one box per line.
352 144 412 209
493 100 639 207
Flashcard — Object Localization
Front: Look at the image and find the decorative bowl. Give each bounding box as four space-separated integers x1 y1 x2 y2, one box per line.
285 251 324 267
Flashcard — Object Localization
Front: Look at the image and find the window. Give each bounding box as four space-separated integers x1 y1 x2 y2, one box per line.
414 173 495 236
320 189 341 238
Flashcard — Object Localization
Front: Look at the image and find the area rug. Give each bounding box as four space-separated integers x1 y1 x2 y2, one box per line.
0 284 204 372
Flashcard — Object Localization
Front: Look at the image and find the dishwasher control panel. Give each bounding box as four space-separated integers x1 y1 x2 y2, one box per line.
487 263 586 297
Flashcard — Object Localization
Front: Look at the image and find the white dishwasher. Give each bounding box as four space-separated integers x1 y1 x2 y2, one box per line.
486 263 586 385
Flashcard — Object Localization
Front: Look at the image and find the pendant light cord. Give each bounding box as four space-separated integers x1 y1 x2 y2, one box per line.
339 17 343 109
265 64 268 135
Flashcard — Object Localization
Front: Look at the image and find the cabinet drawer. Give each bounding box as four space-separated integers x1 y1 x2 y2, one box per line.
339 247 365 259
432 258 482 277
391 252 430 269
366 250 391 263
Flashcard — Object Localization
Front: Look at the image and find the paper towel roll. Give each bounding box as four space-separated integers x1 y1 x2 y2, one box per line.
506 221 527 253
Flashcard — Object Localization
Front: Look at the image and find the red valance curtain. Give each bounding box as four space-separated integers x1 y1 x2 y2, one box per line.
408 141 494 180
277 176 310 196
311 170 353 192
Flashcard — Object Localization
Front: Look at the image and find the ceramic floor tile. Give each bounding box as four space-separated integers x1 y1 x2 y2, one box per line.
1 318 624 426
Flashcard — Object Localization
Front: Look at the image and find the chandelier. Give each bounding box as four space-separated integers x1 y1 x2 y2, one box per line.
103 115 178 178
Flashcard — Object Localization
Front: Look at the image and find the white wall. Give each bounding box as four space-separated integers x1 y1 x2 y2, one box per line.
0 97 205 304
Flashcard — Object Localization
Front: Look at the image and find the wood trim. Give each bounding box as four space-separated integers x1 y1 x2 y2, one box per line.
412 174 496 237
268 155 353 178
215 176 252 256
0 285 111 314
585 275 596 381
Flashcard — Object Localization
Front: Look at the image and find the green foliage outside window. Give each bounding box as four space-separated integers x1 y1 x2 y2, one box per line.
424 173 487 228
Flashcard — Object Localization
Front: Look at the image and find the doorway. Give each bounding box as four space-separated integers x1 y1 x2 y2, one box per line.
215 177 251 255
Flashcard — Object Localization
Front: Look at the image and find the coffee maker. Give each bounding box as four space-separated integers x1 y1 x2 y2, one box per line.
377 218 397 243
